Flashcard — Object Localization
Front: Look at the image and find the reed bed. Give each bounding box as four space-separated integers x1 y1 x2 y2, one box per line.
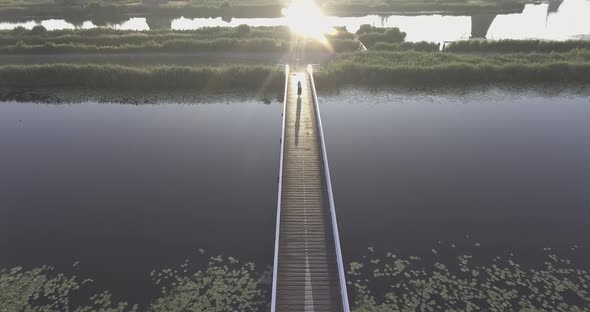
315 50 590 86
0 38 359 53
1 51 589 91
357 25 407 49
0 26 359 53
373 41 440 52
0 64 284 90
445 39 590 53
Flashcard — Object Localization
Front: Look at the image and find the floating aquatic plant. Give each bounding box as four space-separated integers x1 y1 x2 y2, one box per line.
149 254 271 312
2 245 588 311
348 245 590 312
0 266 138 312
0 251 270 312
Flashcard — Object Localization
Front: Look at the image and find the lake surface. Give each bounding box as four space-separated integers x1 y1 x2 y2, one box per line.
2 86 590 306
1 0 589 42
320 86 590 266
0 98 282 305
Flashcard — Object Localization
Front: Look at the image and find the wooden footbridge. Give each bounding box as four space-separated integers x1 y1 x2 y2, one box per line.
271 65 350 312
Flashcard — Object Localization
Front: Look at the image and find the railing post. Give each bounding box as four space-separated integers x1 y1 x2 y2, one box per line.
270 64 289 312
307 64 351 312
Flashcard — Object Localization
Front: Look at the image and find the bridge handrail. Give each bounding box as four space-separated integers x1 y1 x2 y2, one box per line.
270 64 289 312
307 64 351 312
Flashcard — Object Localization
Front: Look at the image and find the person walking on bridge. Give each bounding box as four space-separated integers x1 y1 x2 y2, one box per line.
297 81 302 97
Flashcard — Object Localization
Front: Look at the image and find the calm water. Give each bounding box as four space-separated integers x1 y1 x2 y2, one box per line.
0 98 282 305
320 86 590 264
1 0 589 42
2 87 590 305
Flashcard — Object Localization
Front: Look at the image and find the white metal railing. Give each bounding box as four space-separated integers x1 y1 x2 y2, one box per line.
270 64 289 312
307 64 351 312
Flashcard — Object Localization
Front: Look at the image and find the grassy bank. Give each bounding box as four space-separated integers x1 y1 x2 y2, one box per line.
354 25 440 52
7 27 590 56
0 64 284 90
0 26 360 53
0 26 295 45
315 50 590 86
446 39 590 53
1 51 589 92
0 38 359 53
373 41 440 52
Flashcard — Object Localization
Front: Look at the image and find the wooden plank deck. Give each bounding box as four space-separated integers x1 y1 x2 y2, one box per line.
273 70 344 311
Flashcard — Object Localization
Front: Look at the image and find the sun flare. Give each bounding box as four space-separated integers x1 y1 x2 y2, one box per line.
282 0 334 40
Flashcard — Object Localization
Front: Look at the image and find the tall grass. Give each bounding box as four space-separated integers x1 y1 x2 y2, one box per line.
12 40 358 54
315 50 590 86
373 41 440 52
0 26 293 46
0 64 284 90
0 38 359 53
0 26 360 53
356 26 406 49
2 51 589 90
446 39 590 53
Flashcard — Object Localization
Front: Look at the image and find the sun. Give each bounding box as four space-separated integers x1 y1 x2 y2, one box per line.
282 0 334 40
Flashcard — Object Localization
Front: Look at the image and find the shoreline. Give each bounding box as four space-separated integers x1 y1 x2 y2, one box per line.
3 81 590 104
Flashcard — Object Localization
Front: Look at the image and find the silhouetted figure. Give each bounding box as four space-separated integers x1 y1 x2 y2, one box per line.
297 81 302 97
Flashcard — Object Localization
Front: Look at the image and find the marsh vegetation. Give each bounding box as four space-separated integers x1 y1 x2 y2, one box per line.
315 50 590 86
0 26 359 53
0 63 284 90
1 25 589 93
445 39 590 53
2 50 589 93
0 0 589 309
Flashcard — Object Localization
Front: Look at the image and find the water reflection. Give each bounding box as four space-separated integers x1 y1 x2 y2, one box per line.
0 17 149 31
1 0 589 42
547 0 565 13
488 0 590 40
112 17 150 31
171 16 288 30
470 14 496 38
145 16 173 30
